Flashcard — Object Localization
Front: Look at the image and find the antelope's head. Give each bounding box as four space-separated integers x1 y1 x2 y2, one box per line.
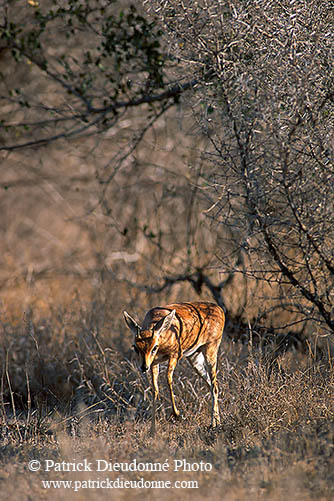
123 309 176 373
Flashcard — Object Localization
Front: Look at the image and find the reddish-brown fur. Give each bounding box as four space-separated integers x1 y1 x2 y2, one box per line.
124 302 225 435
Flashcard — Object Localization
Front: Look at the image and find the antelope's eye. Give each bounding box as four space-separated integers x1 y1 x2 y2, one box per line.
133 345 139 354
152 345 158 354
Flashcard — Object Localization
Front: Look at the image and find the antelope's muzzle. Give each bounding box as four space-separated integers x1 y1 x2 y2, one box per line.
141 363 149 373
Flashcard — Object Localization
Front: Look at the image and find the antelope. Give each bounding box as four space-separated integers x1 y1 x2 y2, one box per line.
123 302 225 435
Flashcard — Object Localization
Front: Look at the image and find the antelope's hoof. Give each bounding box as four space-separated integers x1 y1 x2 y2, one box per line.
210 420 221 432
169 411 183 422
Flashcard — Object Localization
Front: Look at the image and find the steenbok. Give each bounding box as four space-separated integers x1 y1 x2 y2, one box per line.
123 302 225 435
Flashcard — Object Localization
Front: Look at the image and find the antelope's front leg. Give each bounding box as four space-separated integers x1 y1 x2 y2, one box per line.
150 364 159 436
167 358 180 418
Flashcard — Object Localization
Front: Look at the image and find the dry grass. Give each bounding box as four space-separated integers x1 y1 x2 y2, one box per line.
0 297 333 500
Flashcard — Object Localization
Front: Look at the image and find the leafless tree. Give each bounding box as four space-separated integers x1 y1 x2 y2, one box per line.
1 0 333 342
147 0 334 335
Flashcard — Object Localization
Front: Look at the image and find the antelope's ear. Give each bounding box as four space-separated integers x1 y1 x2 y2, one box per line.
123 311 141 337
154 309 176 337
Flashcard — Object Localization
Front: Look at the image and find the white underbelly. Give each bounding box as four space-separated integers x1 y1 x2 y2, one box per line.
183 343 203 357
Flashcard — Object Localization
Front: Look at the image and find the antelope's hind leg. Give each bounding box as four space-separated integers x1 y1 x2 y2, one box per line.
203 345 221 428
187 351 210 386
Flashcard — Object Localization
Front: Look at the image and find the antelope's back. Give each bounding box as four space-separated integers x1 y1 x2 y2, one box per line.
143 302 225 348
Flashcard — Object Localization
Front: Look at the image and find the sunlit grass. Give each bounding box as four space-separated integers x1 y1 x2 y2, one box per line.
0 297 333 500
